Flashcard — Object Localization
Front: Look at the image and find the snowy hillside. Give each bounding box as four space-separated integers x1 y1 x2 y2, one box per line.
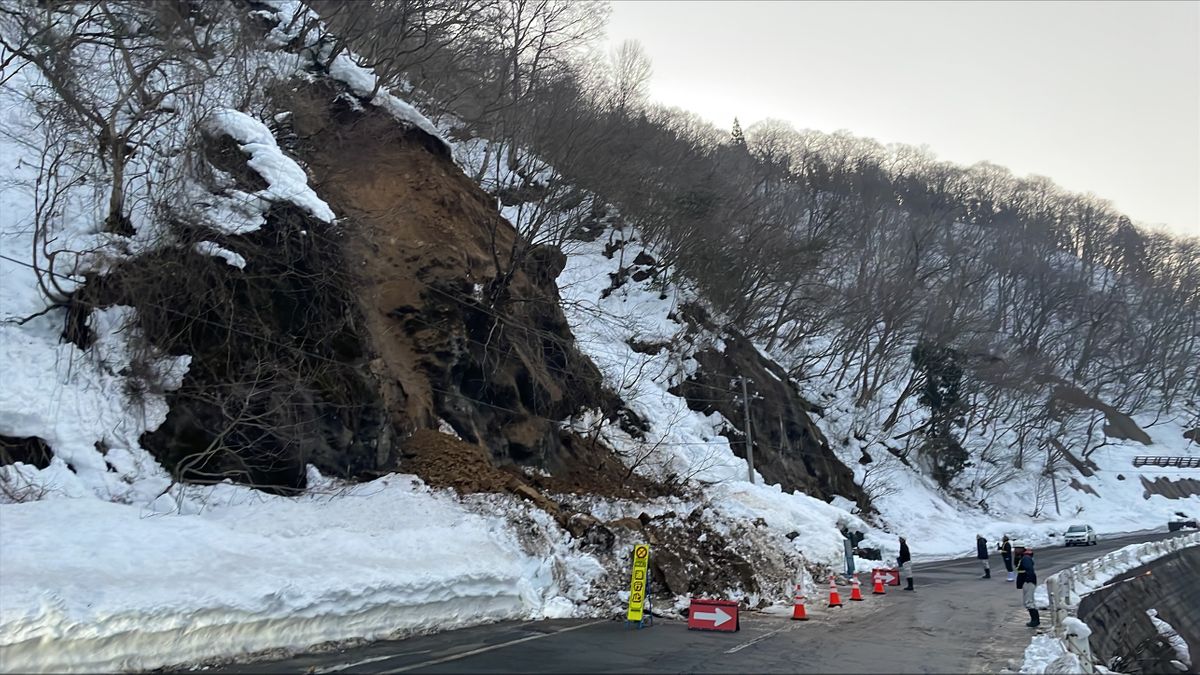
451 134 1199 560
1 1 1197 673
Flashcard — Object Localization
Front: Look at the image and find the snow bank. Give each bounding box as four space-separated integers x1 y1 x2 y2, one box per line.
0 475 603 673
0 307 189 503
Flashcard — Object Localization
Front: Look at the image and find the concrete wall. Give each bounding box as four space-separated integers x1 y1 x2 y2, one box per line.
1079 546 1199 674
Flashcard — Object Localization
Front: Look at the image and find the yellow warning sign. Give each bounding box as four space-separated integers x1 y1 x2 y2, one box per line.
626 543 650 622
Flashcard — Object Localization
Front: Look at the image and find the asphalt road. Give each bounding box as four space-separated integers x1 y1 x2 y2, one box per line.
202 529 1190 675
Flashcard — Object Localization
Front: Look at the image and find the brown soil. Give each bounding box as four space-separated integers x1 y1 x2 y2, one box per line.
401 428 515 494
277 79 625 473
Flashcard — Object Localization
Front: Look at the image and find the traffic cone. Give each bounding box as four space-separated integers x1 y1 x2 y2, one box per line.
872 575 886 595
791 584 808 621
849 574 864 601
827 576 843 608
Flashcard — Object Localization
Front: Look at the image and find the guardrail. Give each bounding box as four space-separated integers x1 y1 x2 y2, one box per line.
1042 532 1200 673
1132 456 1200 468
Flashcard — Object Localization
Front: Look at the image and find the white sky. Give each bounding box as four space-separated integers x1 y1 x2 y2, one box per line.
605 0 1200 236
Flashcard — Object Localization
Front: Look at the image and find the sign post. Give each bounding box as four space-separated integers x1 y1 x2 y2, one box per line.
626 543 652 629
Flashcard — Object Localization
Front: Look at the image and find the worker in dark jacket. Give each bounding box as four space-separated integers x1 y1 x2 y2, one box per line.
999 535 1014 582
898 536 913 591
1015 547 1039 627
976 534 991 579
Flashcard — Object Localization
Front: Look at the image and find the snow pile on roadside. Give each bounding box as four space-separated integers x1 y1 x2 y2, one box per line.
1019 533 1199 674
1020 634 1083 674
1146 609 1191 669
0 474 605 674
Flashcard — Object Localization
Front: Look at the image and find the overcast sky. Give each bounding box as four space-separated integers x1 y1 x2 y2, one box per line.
605 1 1200 236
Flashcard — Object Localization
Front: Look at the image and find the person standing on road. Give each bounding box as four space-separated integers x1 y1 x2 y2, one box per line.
1015 547 1039 627
999 535 1014 582
976 534 991 579
899 536 914 591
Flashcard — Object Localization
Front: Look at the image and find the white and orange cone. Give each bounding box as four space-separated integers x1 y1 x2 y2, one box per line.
791 584 808 621
873 574 887 595
827 575 843 608
849 574 864 601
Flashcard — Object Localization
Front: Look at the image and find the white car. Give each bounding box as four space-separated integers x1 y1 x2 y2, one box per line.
1064 524 1097 546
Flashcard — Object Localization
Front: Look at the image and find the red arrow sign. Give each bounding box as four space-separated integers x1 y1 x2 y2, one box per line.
687 598 739 632
873 568 900 586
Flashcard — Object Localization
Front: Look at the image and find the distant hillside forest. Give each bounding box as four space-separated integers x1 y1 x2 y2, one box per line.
314 0 1198 406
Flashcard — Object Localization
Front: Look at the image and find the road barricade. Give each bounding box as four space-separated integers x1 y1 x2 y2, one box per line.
687 598 739 632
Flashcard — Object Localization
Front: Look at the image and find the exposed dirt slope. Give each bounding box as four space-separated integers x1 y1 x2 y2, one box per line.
662 303 868 509
280 80 622 473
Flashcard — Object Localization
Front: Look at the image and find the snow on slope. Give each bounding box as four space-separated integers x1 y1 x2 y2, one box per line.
1147 609 1192 670
456 119 1196 570
807 368 1199 560
550 226 872 571
445 137 876 576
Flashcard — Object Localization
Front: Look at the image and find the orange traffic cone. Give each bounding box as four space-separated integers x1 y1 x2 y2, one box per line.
849 574 864 601
827 576 843 608
872 574 886 595
791 584 808 621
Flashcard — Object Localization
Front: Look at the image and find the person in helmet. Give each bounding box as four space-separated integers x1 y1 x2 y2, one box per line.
1015 547 1039 627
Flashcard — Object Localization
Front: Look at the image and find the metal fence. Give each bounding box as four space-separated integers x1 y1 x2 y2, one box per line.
1131 456 1200 468
1042 532 1200 673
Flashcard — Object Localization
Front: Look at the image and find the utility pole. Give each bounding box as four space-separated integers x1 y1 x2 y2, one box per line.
741 377 755 484
1047 443 1060 516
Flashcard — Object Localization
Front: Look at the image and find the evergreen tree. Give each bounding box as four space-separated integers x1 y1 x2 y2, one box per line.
912 342 970 487
730 117 746 146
